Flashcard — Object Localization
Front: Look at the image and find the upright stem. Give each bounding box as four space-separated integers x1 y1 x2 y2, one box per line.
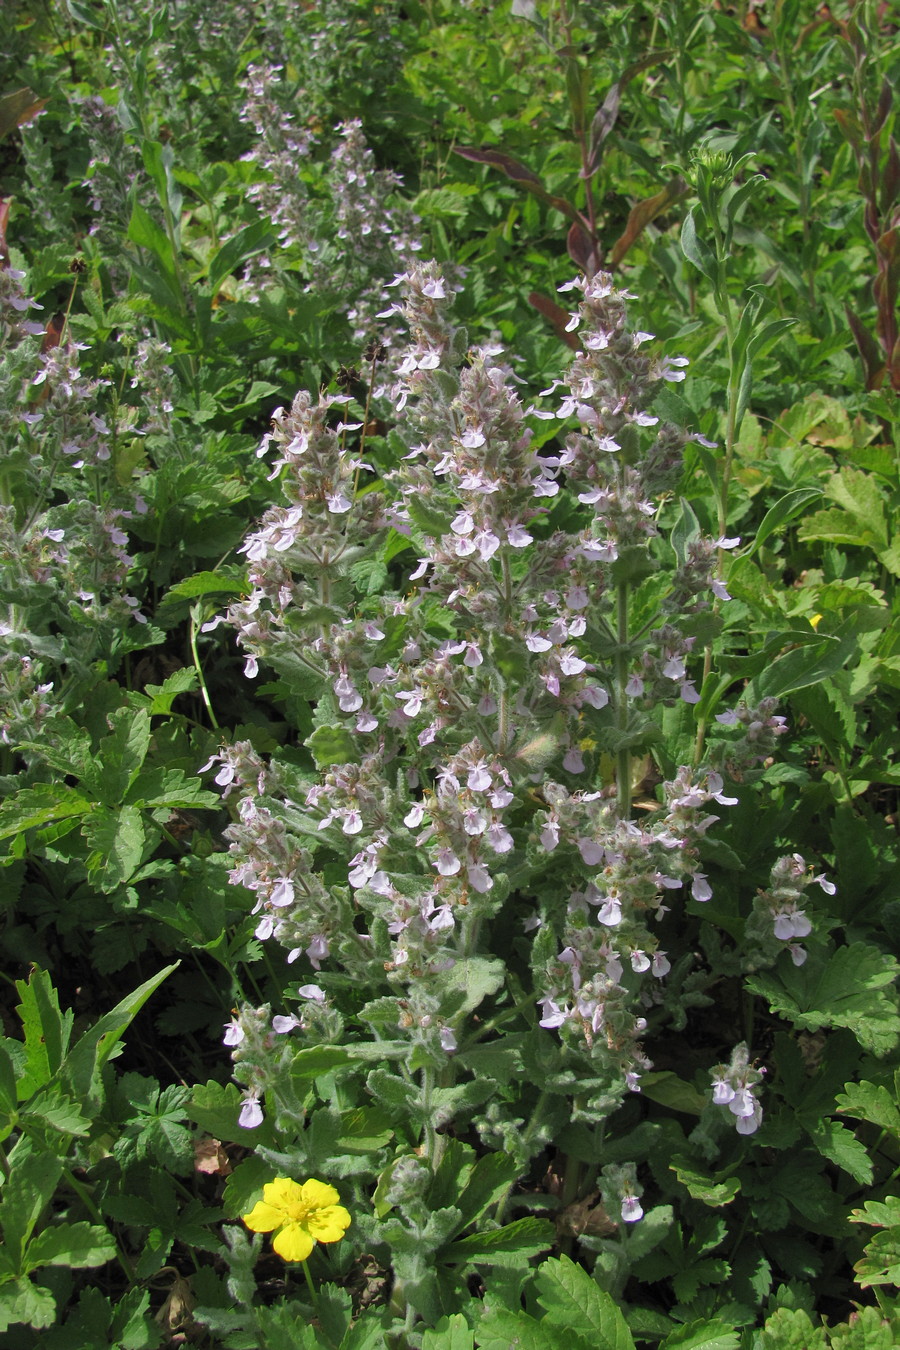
615 577 631 820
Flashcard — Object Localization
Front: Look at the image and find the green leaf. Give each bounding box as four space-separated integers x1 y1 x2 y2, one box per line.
0 1139 64 1268
836 1080 900 1138
809 1120 873 1185
289 1045 352 1082
305 725 358 767
536 1254 636 1349
14 969 73 1096
746 943 900 1054
83 804 145 893
745 488 823 557
640 1072 706 1115
0 1277 56 1332
681 207 716 281
759 1308 827 1350
670 1158 740 1206
25 1222 116 1272
62 964 178 1103
443 1217 555 1264
0 785 90 842
208 220 275 294
477 1305 571 1350
96 709 152 802
661 1322 740 1349
421 1313 475 1350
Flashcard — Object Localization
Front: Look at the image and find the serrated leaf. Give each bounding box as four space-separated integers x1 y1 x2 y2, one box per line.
305 724 358 767
421 1313 475 1350
810 1120 873 1184
670 1158 740 1206
83 804 145 892
836 1081 900 1137
0 1277 56 1332
0 785 90 842
477 1304 571 1350
25 1222 116 1271
746 943 900 1054
662 1321 740 1349
443 1217 555 1264
759 1307 827 1349
536 1254 636 1349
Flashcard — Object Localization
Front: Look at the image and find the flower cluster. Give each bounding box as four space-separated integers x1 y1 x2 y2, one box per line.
208 261 790 1132
744 852 835 969
710 1042 766 1135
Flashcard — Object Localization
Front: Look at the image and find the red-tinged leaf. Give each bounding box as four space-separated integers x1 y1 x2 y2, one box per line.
454 146 543 187
834 108 863 157
454 146 583 222
845 306 886 390
567 221 602 276
889 337 900 392
0 88 47 141
0 198 8 268
609 177 688 267
875 227 898 265
528 291 581 350
585 50 673 177
883 137 900 214
40 312 65 355
872 77 893 138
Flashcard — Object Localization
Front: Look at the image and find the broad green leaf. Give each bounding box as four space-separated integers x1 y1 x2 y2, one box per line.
0 1045 16 1118
536 1254 636 1349
289 1045 352 1082
208 220 275 294
759 1307 826 1349
83 804 145 892
306 725 358 767
849 1196 900 1229
13 970 73 1098
96 709 152 802
442 957 505 1016
421 1313 475 1350
836 1081 900 1137
0 785 90 842
749 637 854 701
826 1305 897 1349
477 1304 572 1350
852 1225 900 1288
824 467 888 543
452 1151 520 1231
0 1277 56 1332
160 569 248 605
25 1222 115 1271
62 964 178 1102
0 1139 64 1268
23 1089 90 1137
661 1321 740 1349
809 1121 873 1185
746 943 900 1054
640 1072 706 1115
745 488 823 557
443 1217 555 1263
671 1157 740 1206
681 207 715 280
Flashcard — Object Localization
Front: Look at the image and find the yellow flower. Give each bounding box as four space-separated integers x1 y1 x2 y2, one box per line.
242 1177 351 1262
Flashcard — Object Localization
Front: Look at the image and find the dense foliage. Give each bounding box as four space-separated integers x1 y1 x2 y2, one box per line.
1 1 900 1346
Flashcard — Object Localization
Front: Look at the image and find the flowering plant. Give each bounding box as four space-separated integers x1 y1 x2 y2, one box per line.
242 1177 351 1263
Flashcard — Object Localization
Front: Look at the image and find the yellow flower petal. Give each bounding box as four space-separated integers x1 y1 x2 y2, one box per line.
265 1178 307 1210
307 1205 352 1244
298 1179 341 1209
272 1222 315 1263
242 1199 287 1233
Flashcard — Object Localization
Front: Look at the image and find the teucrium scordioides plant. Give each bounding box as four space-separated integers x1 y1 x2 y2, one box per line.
205 261 831 1191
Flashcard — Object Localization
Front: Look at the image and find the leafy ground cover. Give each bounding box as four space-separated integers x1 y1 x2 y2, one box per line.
1 0 900 1345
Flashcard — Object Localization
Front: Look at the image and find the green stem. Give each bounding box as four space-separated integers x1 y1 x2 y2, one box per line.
188 604 219 731
614 577 631 820
62 1165 136 1282
301 1257 318 1308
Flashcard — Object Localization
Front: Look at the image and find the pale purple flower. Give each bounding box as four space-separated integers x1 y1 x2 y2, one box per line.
239 1095 264 1129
